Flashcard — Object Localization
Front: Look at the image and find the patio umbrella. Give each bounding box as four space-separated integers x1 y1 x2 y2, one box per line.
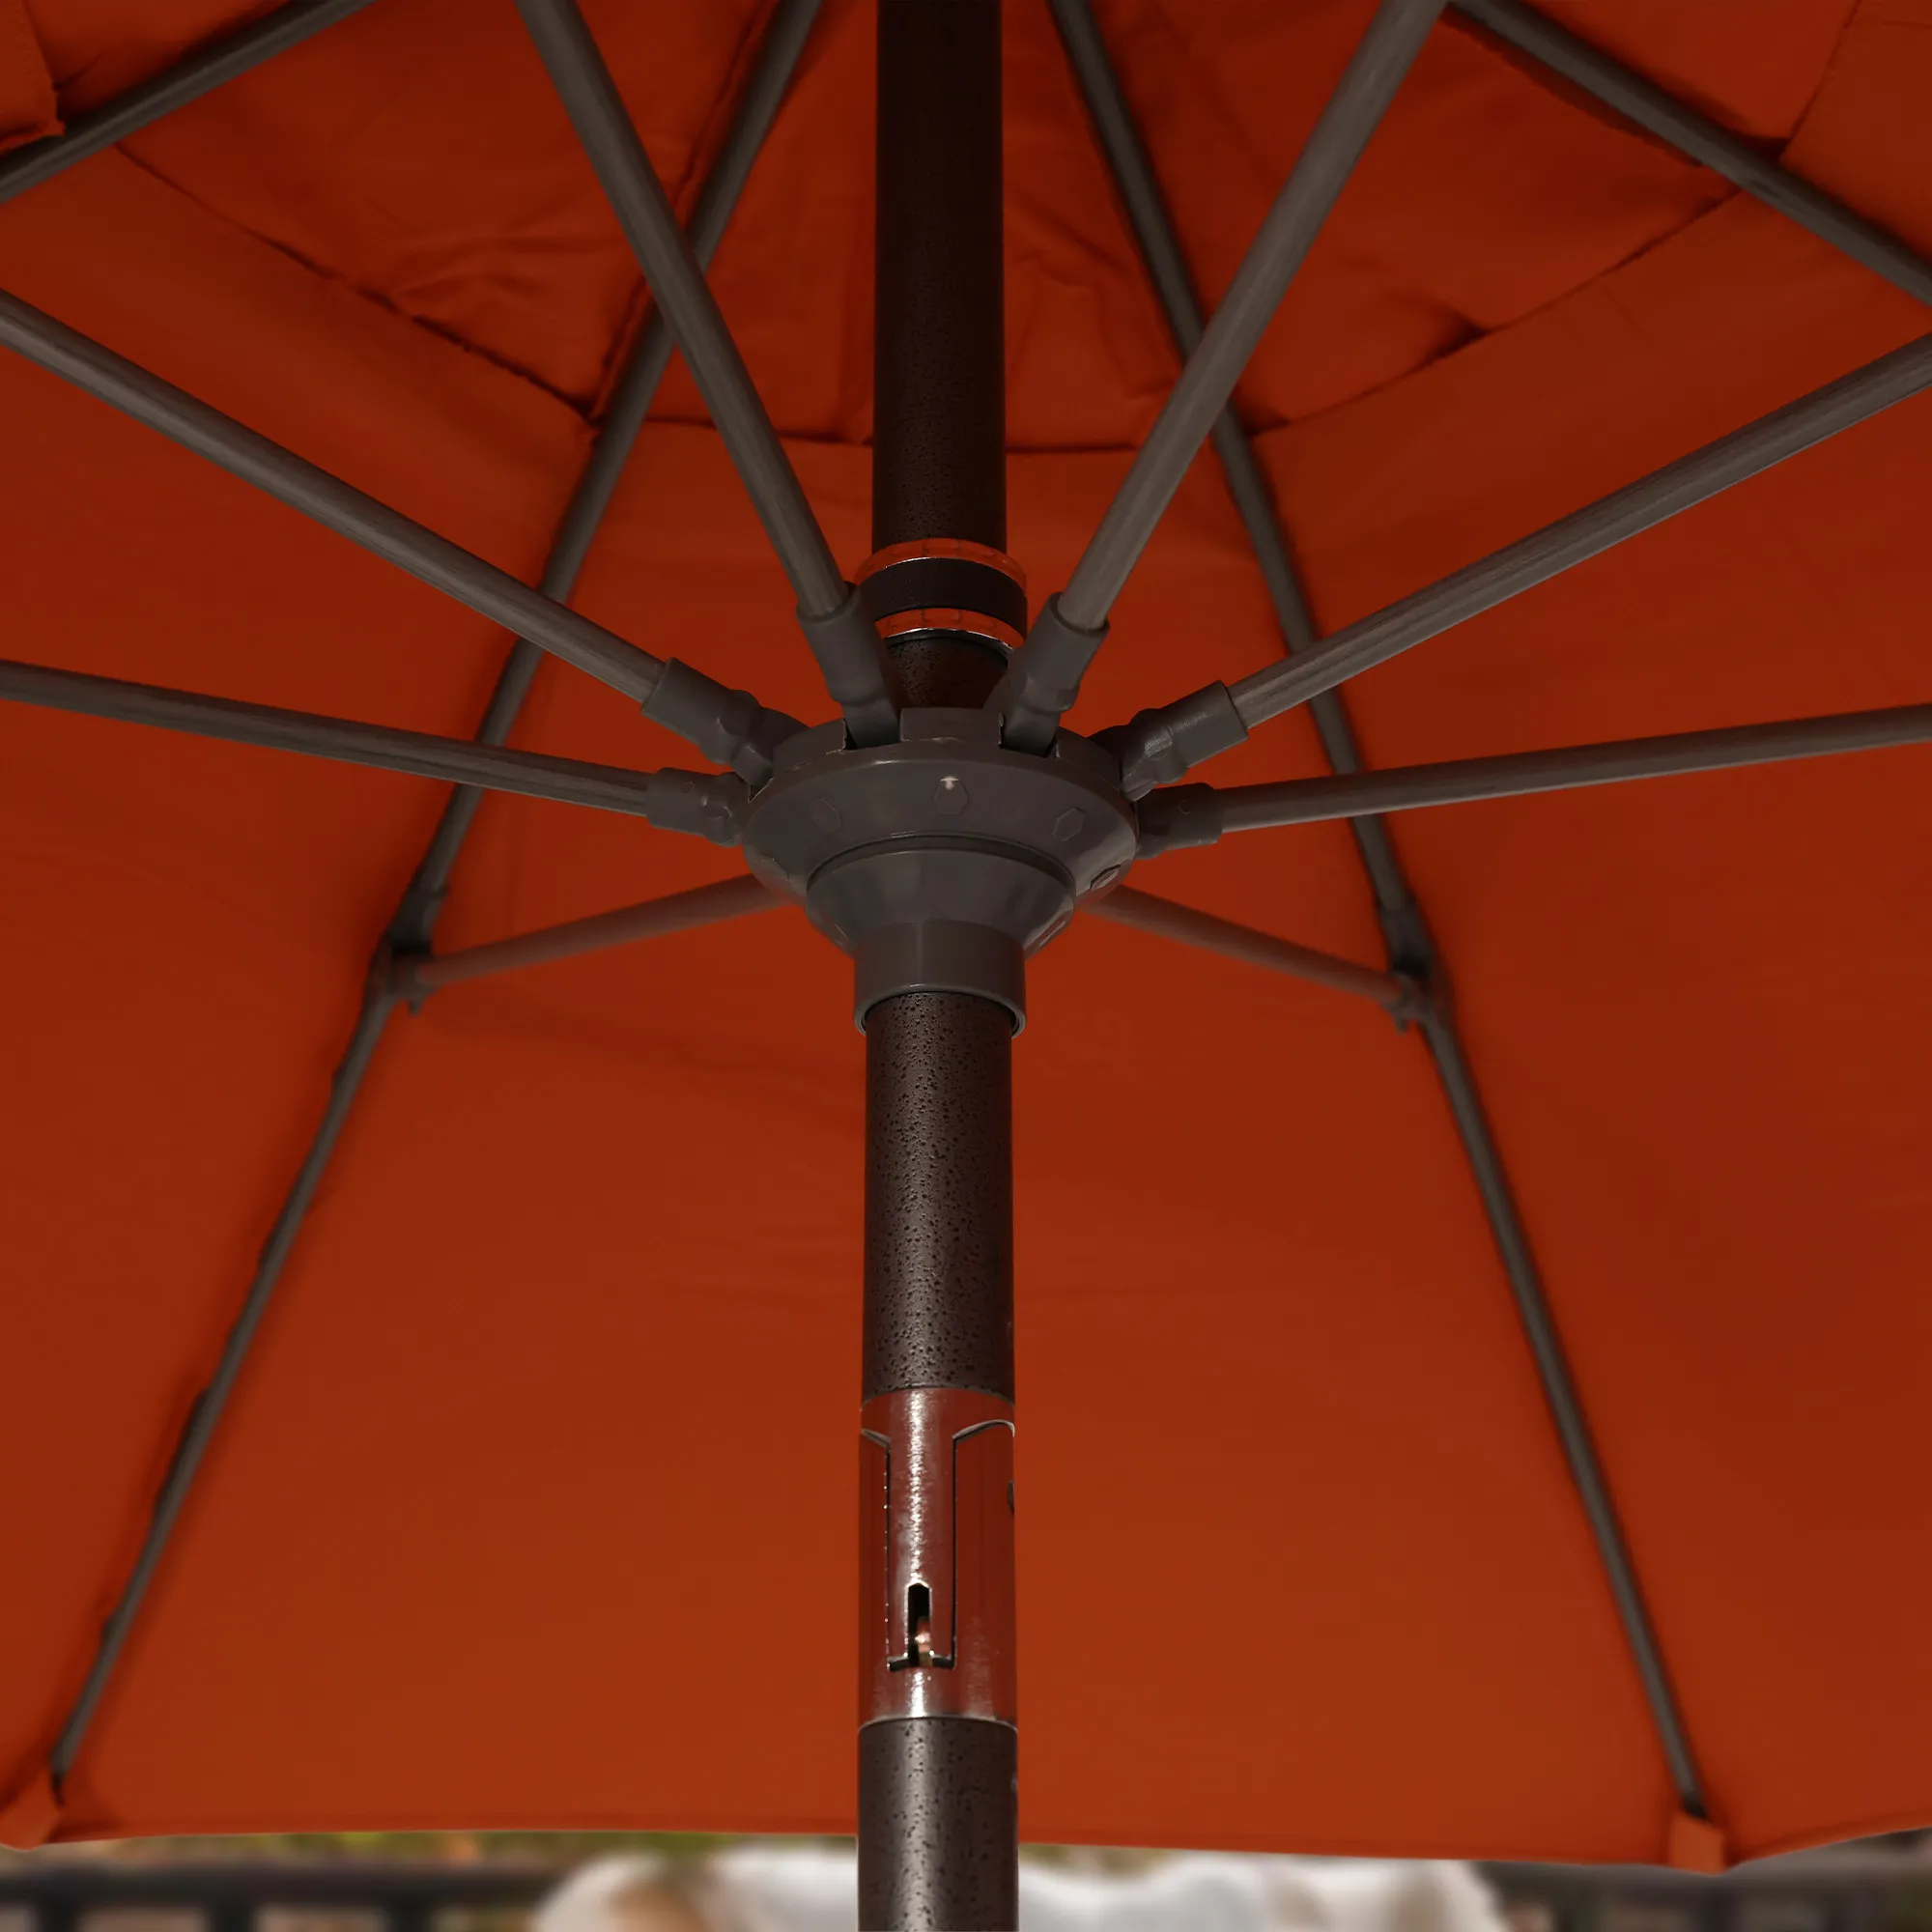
1 0 1929 1924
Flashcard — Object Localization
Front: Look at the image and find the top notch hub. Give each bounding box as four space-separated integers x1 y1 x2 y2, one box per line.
742 705 1136 1031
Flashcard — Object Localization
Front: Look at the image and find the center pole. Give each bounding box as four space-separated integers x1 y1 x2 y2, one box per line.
858 4 1018 1927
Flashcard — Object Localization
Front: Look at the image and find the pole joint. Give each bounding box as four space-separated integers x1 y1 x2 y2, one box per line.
861 1387 1017 1728
384 882 447 962
1375 895 1439 985
641 660 805 789
1097 681 1248 797
1386 971 1436 1033
1132 781 1225 859
363 938 428 1014
798 586 906 746
990 595 1110 753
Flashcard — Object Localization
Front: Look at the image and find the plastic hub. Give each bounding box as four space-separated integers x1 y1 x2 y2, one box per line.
742 706 1137 1028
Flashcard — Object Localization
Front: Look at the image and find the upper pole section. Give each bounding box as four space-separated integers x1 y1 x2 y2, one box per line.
868 0 1018 711
873 0 1007 555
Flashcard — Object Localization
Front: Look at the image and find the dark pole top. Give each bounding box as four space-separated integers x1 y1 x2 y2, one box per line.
872 0 1007 554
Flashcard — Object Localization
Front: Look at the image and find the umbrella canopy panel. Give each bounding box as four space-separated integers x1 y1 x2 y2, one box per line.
0 0 1929 1872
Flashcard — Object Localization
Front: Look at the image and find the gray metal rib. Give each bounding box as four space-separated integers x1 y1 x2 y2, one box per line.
1044 0 1419 949
391 0 824 945
512 0 898 743
1414 1008 1706 1811
1230 333 1932 733
1206 703 1932 834
0 290 668 710
513 0 842 615
0 657 746 833
397 875 779 997
1452 0 1932 309
34 0 822 1794
46 987 397 1786
0 0 380 207
1056 0 1445 637
1050 0 1708 1817
1085 888 1418 1016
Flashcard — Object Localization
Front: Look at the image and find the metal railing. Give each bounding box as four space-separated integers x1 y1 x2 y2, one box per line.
0 1861 555 1932
0 1845 1927 1932
1482 1848 1932 1932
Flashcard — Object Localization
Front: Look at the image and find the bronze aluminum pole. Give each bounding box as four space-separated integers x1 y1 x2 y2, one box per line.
860 4 1018 1927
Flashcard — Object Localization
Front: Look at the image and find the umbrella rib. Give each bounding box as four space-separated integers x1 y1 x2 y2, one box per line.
1414 1009 1711 1815
994 0 1447 753
1135 703 1932 847
0 0 382 207
41 992 397 1791
1100 332 1932 796
1452 0 1932 310
394 875 781 998
1043 0 1429 964
0 283 813 787
32 0 825 1798
392 0 826 943
1050 0 1713 1822
0 657 751 836
1084 888 1421 1018
512 0 901 746
0 290 672 710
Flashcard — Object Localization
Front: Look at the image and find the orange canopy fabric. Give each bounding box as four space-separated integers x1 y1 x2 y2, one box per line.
1 0 1929 1870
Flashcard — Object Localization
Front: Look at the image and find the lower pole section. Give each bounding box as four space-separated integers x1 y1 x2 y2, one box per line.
862 991 1017 1930
859 1719 1019 1931
865 994 1013 1396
